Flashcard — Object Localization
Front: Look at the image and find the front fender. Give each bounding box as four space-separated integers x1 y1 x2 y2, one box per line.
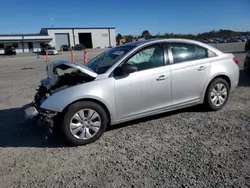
40 79 115 119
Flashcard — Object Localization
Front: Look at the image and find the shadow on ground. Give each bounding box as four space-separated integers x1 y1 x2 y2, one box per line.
238 70 250 87
0 71 249 148
0 105 68 148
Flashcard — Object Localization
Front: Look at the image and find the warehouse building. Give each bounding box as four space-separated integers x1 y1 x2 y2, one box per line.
0 27 116 53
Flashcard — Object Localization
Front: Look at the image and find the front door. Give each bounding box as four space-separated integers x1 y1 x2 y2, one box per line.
114 43 171 120
168 42 211 105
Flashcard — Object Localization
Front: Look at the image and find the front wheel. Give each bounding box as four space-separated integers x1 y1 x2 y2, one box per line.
61 101 108 146
204 78 230 111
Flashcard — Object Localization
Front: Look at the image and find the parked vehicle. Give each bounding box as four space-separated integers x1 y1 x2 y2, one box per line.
61 45 70 51
244 50 250 74
213 38 227 43
4 46 16 55
245 39 250 52
41 46 58 55
241 36 248 42
236 36 247 42
72 44 85 51
201 38 213 43
226 38 240 43
0 49 4 55
234 38 242 42
25 38 239 146
41 44 52 54
47 47 58 55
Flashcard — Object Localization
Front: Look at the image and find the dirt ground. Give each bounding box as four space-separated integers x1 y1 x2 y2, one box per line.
0 44 250 188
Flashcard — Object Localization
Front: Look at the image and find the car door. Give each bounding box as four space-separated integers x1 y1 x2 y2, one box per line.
114 43 171 120
168 42 211 105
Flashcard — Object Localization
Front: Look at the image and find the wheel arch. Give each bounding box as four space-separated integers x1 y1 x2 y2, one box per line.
202 74 231 101
209 74 231 89
61 98 112 126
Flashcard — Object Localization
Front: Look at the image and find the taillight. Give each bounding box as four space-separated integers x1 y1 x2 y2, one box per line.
233 57 239 64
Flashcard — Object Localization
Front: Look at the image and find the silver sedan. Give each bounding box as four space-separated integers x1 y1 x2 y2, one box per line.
25 39 239 146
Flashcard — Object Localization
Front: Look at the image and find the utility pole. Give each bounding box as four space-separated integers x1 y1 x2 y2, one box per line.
50 17 54 28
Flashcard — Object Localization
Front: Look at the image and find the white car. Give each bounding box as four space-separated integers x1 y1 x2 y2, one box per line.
0 49 5 55
47 48 58 55
25 38 240 146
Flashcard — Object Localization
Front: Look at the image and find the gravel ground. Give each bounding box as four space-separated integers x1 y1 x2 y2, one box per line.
0 45 250 188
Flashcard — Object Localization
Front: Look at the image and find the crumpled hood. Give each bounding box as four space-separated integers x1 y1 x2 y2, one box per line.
49 60 97 78
41 60 97 89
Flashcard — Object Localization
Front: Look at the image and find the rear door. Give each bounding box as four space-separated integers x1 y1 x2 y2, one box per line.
168 42 212 105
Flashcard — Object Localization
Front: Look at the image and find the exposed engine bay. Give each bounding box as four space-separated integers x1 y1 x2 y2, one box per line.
34 61 96 107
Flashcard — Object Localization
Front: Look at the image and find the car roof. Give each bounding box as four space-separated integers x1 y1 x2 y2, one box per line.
119 38 210 46
117 38 224 55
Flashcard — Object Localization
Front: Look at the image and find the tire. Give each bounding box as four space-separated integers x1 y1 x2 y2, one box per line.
61 101 108 146
204 78 230 111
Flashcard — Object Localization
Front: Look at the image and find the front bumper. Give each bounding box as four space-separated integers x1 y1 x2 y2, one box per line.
24 104 39 119
24 103 57 130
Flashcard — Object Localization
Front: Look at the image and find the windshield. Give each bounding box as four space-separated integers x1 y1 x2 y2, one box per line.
86 46 135 74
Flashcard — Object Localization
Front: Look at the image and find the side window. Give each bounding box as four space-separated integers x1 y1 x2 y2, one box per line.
169 43 197 63
126 44 165 71
0 44 4 49
196 45 208 59
208 49 217 57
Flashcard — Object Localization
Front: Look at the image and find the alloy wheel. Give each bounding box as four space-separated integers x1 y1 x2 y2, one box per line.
69 109 101 140
210 83 228 107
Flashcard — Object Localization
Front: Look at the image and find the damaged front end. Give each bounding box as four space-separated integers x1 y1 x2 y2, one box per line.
24 60 97 135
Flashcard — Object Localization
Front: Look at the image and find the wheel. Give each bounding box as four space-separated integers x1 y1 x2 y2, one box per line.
204 78 230 111
61 101 108 146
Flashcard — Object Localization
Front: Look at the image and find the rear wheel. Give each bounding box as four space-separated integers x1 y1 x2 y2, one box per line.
204 78 229 111
61 101 108 146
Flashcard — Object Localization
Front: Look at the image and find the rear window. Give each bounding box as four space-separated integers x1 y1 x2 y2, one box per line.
196 45 208 59
169 42 197 63
170 42 217 63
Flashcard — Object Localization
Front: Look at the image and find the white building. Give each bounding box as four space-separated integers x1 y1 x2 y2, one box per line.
0 27 116 53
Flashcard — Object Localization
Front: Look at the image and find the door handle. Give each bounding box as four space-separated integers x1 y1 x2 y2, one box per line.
156 75 167 81
197 66 205 71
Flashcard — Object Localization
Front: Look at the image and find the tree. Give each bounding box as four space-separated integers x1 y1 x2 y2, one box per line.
141 30 151 39
125 35 134 42
116 33 123 42
118 29 250 42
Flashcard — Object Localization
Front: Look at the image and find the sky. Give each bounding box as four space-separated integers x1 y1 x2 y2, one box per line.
0 0 249 35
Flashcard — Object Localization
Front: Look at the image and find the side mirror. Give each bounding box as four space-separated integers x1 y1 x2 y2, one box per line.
120 63 138 74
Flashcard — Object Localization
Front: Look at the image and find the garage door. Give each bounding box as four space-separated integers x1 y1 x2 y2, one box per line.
55 33 70 49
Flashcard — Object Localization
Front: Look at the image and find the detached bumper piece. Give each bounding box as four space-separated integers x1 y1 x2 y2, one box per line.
24 105 39 119
24 103 58 136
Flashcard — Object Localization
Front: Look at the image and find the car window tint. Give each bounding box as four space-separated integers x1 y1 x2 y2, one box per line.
170 43 197 63
126 44 165 71
196 45 208 59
